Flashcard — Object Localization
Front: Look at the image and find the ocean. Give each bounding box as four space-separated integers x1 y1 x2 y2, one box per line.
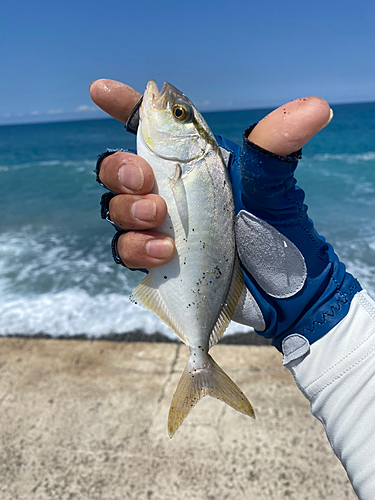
1 103 375 340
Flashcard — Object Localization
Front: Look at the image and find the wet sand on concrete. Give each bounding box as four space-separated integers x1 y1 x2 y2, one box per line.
0 338 357 500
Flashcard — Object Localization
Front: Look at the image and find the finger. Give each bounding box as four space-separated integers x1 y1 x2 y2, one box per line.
109 194 168 231
89 79 142 123
99 151 154 195
117 231 176 269
248 96 333 156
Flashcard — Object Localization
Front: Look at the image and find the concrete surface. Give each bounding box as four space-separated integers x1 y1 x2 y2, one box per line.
0 338 357 500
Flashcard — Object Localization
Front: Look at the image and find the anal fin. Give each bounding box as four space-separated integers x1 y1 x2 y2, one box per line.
131 273 188 344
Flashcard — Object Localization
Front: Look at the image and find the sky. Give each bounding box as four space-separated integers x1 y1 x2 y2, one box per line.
1 0 375 125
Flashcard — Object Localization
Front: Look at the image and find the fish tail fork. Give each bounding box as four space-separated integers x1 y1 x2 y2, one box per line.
168 352 255 438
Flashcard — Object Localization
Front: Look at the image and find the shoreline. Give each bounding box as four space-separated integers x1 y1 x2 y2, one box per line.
0 329 272 345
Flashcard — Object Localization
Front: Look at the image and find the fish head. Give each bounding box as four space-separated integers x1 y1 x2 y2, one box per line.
139 80 215 163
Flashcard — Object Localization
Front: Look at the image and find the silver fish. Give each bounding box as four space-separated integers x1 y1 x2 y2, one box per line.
132 80 255 437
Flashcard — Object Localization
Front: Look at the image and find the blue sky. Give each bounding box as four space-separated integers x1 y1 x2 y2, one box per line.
1 0 374 125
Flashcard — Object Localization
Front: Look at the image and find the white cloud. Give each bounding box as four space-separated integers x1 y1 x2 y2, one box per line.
31 110 40 116
47 109 64 115
195 100 211 109
75 104 96 112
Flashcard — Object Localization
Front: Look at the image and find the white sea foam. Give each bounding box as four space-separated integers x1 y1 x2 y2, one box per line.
312 152 375 164
0 227 131 296
0 227 253 338
336 233 375 299
343 256 375 299
0 289 252 339
0 289 161 337
1 227 374 339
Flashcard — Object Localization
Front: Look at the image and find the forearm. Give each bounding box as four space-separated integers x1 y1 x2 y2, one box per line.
285 290 375 500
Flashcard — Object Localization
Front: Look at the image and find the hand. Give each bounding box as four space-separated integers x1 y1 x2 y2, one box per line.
90 79 331 270
90 80 174 269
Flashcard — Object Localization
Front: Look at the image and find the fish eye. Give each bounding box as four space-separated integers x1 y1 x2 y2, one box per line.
173 104 191 122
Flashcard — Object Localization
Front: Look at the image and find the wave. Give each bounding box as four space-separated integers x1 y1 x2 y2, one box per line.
0 288 253 339
1 217 374 341
1 225 374 338
0 227 252 339
0 227 134 301
310 152 375 164
0 159 95 173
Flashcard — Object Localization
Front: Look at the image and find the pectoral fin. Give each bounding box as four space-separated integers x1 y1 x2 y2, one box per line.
169 163 182 190
169 163 189 237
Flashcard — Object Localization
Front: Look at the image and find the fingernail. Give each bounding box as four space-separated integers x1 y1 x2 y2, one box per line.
327 108 334 125
131 199 156 221
145 239 174 259
118 163 144 191
320 108 334 132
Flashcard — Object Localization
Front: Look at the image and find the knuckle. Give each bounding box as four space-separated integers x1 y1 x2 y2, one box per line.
118 231 157 269
99 151 125 190
117 232 139 267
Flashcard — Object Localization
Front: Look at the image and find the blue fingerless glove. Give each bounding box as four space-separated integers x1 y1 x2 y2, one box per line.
216 128 361 358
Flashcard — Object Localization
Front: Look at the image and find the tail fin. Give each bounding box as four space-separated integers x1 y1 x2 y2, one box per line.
168 353 255 438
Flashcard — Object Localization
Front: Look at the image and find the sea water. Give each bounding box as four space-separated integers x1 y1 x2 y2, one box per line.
1 103 375 339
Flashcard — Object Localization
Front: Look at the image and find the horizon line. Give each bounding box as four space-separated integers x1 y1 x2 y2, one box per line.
1 99 374 128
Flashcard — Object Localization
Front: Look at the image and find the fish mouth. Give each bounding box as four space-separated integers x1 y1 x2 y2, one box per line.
143 80 186 112
144 80 164 111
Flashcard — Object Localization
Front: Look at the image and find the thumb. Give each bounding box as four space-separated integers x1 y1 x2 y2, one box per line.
248 96 333 156
89 79 142 124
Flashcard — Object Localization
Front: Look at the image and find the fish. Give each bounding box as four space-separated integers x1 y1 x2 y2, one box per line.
131 80 255 437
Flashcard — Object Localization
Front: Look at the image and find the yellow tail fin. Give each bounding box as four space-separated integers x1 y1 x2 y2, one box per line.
168 353 255 438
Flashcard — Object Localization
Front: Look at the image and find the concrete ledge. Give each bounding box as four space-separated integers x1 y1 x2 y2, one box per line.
0 338 356 499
